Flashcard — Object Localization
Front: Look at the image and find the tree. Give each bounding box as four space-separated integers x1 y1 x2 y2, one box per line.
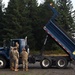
21 0 38 49
3 0 37 49
2 0 22 41
0 0 5 46
56 0 74 34
36 0 56 50
0 0 63 50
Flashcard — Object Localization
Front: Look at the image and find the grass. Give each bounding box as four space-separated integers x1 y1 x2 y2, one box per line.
30 49 67 55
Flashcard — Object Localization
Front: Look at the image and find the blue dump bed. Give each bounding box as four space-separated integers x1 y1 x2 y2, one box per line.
44 4 75 60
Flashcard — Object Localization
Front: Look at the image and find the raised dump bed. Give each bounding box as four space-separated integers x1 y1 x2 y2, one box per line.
43 4 75 60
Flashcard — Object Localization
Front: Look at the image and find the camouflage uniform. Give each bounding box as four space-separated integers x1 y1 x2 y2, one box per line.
20 48 28 71
9 47 14 70
12 48 19 71
15 42 19 50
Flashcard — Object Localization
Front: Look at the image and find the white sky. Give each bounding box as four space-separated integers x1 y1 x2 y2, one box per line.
72 0 75 10
2 0 75 10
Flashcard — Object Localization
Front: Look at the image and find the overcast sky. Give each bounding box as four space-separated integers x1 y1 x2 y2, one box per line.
2 0 75 10
72 0 75 10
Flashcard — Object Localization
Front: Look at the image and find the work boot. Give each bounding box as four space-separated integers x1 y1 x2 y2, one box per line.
25 68 28 71
10 67 14 71
14 69 19 71
23 68 24 71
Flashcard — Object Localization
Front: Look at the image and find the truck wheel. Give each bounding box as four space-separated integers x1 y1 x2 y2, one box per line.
40 58 52 69
0 57 7 69
56 58 68 69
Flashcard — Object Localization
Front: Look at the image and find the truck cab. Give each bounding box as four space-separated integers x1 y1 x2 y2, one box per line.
0 38 27 68
0 38 41 69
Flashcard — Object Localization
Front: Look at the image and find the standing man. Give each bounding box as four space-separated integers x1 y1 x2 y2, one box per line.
9 47 14 71
12 47 19 71
15 42 19 50
20 48 28 71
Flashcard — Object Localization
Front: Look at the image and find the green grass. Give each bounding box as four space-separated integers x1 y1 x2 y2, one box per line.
30 49 66 55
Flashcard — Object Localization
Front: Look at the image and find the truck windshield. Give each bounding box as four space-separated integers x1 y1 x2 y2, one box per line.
10 40 15 47
10 40 19 47
3 40 10 48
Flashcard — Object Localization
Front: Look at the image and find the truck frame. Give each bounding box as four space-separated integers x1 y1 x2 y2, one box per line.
0 4 75 69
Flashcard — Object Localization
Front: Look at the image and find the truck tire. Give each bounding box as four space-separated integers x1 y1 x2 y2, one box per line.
0 57 7 69
40 58 52 69
56 57 68 69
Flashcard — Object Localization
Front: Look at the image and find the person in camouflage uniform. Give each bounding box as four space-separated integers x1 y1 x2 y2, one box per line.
15 42 19 50
9 47 14 71
20 48 28 71
9 42 19 71
12 47 19 71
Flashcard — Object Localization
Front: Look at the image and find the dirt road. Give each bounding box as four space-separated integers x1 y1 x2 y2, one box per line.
0 62 75 75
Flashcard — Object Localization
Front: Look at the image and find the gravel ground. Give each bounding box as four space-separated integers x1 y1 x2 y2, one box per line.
0 62 75 75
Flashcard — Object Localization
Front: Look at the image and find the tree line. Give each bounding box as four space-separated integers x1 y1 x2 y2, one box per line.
0 0 75 51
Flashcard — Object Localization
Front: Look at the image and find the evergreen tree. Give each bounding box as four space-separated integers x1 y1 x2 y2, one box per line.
0 0 66 50
0 0 4 46
18 0 38 49
36 0 56 50
3 0 37 49
24 0 40 50
3 0 22 40
56 0 74 34
73 11 75 22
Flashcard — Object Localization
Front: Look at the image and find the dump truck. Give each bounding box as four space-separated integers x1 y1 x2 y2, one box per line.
0 4 75 69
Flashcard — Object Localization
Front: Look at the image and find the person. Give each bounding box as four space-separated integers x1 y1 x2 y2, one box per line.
15 42 19 50
9 47 14 71
12 47 19 71
20 48 28 71
13 42 19 51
